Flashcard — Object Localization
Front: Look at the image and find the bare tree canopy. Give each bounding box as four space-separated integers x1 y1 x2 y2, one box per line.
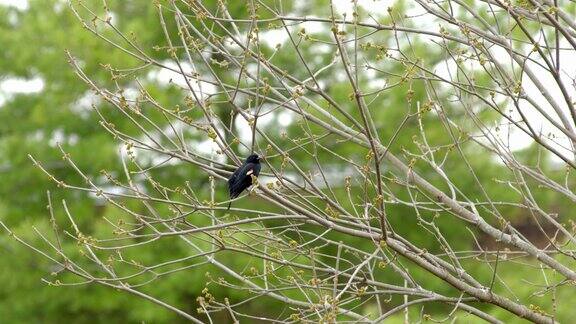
3 0 576 323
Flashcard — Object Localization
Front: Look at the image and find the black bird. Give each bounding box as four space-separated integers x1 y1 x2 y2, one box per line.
227 154 261 209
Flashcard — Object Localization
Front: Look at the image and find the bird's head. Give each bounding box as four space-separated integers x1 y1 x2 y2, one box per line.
246 154 261 163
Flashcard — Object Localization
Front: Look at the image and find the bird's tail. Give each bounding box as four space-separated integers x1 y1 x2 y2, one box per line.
227 201 232 210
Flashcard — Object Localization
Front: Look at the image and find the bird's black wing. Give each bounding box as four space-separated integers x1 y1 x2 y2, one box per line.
228 162 257 198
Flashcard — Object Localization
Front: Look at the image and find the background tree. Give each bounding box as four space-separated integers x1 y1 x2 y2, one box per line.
1 0 576 323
